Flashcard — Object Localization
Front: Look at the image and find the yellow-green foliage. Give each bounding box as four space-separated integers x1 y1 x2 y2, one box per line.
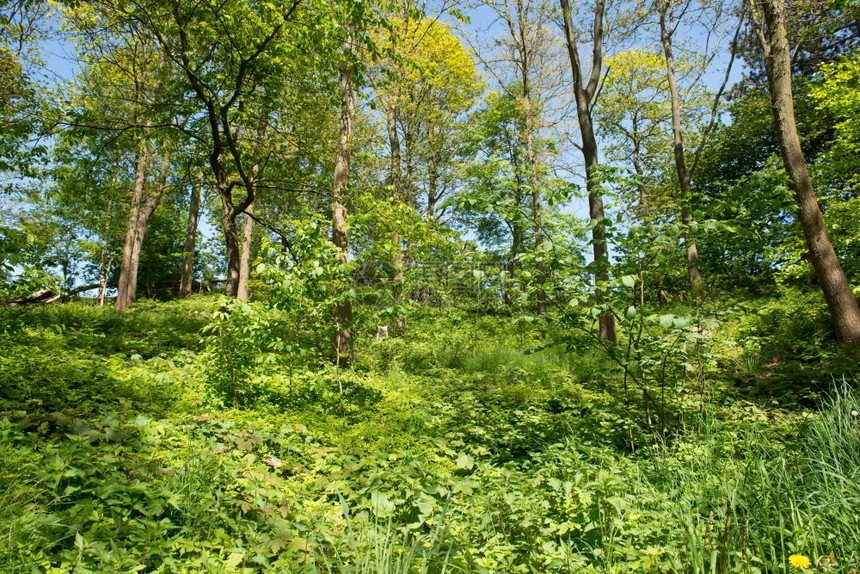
1 297 859 573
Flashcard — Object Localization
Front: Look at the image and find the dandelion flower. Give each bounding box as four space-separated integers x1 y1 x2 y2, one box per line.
789 554 812 570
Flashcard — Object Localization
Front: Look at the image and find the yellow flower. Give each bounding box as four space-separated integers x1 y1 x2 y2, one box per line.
789 554 812 570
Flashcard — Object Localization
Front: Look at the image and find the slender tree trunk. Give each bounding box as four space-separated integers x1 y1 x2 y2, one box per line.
116 144 153 311
531 185 546 314
179 177 201 297
560 0 617 342
387 105 404 284
128 152 169 302
209 139 249 298
96 199 114 307
756 0 860 343
402 107 415 273
504 221 524 306
237 203 254 300
236 112 268 301
220 194 242 297
97 259 112 307
332 33 356 362
629 119 650 216
522 94 546 314
659 0 703 298
116 147 170 310
404 97 415 203
427 157 439 219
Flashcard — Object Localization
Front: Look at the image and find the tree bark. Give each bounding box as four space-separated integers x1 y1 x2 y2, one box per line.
237 202 254 300
560 0 617 343
522 85 546 314
96 199 114 307
115 146 170 311
219 194 242 297
115 145 151 311
756 0 860 343
332 34 356 363
658 0 703 298
504 220 524 306
236 111 268 301
402 100 416 273
132 152 169 298
179 177 201 297
427 155 439 219
115 145 166 311
387 105 404 284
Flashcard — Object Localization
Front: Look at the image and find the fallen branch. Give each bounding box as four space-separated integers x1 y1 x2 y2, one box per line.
7 283 101 306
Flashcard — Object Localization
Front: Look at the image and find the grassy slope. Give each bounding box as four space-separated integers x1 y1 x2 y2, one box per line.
0 296 858 573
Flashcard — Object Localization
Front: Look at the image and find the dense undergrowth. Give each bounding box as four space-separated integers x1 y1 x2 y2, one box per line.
1 293 859 573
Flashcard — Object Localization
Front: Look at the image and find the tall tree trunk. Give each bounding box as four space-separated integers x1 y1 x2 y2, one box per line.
210 141 251 298
116 147 170 311
629 117 650 216
387 105 404 284
402 103 416 273
560 0 617 343
332 33 356 362
96 199 113 307
522 94 546 315
97 260 112 307
128 152 169 302
220 195 242 297
115 143 153 311
427 156 439 219
179 177 201 297
236 111 267 301
237 202 254 300
658 0 703 298
115 148 148 311
504 220 524 306
755 0 860 344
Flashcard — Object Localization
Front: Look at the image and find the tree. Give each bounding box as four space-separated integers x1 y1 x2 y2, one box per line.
0 0 49 179
654 0 741 298
458 91 533 304
751 0 860 343
179 174 201 297
332 29 357 363
112 0 309 297
236 115 269 301
114 138 171 310
596 48 676 215
372 16 484 288
468 0 568 313
559 0 616 342
738 0 860 84
62 4 186 310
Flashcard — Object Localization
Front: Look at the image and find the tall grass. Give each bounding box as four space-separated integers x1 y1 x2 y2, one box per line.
656 382 860 572
318 493 464 574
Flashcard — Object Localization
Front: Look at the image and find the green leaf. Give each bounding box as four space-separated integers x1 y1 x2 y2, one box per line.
456 453 475 470
133 415 152 428
625 306 637 320
659 314 674 329
621 275 636 288
371 492 395 517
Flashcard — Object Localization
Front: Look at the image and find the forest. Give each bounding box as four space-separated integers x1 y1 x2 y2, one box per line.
1 0 860 571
